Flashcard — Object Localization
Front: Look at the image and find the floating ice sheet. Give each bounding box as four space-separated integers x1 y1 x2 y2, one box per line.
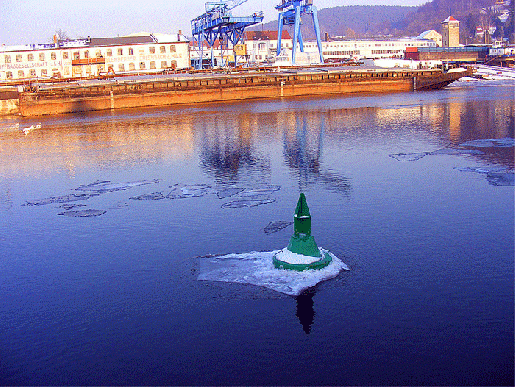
389 152 427 162
455 166 509 174
198 249 349 296
264 221 293 234
167 184 216 199
58 209 106 217
459 138 515 148
23 193 100 206
216 187 245 199
486 172 515 186
75 179 159 193
130 192 166 200
221 198 276 209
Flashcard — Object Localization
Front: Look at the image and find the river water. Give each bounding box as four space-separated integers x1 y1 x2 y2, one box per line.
1 80 514 385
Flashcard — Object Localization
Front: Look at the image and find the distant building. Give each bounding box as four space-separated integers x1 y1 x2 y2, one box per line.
417 30 443 47
303 38 437 61
0 32 189 82
442 16 460 47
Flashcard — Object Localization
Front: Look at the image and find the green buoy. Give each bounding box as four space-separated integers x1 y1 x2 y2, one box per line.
273 193 332 271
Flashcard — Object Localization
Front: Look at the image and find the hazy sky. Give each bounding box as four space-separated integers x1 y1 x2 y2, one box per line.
1 0 428 46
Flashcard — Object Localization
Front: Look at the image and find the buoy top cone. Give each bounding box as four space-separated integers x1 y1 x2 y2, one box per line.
294 193 311 236
273 193 332 271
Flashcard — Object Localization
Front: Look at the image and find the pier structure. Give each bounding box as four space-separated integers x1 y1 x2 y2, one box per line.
190 0 264 69
276 0 324 65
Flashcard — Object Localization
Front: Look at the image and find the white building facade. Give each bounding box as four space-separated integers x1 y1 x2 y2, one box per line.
0 33 189 82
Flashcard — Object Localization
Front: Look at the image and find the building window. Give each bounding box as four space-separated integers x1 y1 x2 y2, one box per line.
16 54 22 62
170 45 176 52
171 60 177 68
129 63 135 71
150 61 156 69
107 49 112 57
118 63 125 72
84 50 89 58
27 53 34 61
128 48 134 55
51 52 57 60
30 69 36 76
149 47 155 54
73 52 80 60
6 71 12 79
63 52 69 59
41 69 47 76
4 55 11 63
95 50 102 58
18 70 24 78
118 48 123 55
139 62 146 69
160 46 166 53
160 60 167 68
39 53 45 61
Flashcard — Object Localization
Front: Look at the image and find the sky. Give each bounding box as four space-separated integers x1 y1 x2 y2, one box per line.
1 0 429 46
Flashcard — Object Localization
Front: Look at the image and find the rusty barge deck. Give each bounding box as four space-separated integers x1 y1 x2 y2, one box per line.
13 66 471 117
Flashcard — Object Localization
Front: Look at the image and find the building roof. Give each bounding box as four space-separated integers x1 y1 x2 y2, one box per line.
442 16 459 23
88 36 156 47
245 30 291 40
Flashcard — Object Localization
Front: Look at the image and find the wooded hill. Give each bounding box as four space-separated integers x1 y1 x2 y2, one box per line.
251 0 514 44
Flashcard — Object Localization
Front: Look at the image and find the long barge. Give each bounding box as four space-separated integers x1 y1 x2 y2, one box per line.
8 66 471 117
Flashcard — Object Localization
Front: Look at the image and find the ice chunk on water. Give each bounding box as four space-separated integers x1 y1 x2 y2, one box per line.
58 209 106 217
455 166 508 174
238 186 281 197
75 179 159 193
428 148 484 156
264 221 293 234
23 193 99 206
130 192 166 200
216 187 245 199
459 138 515 148
389 152 427 162
167 184 215 199
486 172 515 186
198 249 349 296
221 198 276 209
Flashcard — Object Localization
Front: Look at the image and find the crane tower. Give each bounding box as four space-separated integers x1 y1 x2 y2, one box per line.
191 0 264 69
276 0 324 65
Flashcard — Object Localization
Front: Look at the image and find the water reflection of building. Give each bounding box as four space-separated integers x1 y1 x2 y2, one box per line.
0 112 195 178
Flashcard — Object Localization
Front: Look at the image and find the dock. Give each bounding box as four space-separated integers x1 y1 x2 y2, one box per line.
4 66 472 117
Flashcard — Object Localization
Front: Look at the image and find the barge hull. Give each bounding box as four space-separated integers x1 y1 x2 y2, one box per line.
17 68 470 117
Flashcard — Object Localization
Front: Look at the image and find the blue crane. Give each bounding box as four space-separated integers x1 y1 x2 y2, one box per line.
276 0 324 65
191 0 264 69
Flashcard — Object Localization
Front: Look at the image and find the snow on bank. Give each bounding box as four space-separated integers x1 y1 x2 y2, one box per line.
198 249 349 296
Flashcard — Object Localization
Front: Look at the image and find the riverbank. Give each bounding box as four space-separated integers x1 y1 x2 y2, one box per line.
4 66 471 117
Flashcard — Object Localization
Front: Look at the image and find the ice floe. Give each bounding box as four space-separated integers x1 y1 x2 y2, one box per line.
454 166 509 174
389 152 428 162
216 187 245 199
167 184 216 199
58 209 106 217
264 221 293 234
75 179 160 193
130 192 167 200
221 198 276 209
197 249 349 296
486 172 515 186
23 193 100 206
459 138 515 148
